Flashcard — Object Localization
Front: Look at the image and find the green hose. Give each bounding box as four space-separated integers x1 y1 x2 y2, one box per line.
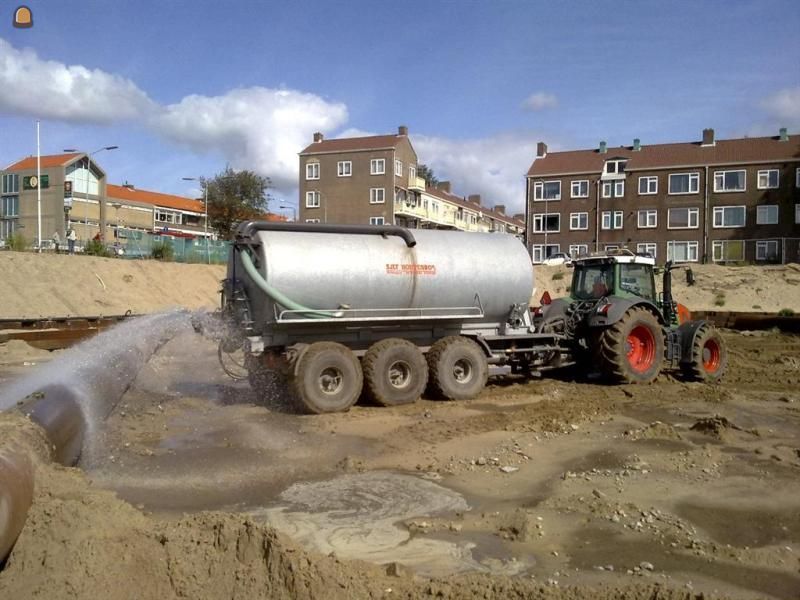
239 248 342 319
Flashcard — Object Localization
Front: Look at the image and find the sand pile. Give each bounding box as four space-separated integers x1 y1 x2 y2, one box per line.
0 340 53 363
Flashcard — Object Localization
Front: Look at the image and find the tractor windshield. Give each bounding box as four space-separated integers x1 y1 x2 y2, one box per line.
619 263 656 301
572 262 614 300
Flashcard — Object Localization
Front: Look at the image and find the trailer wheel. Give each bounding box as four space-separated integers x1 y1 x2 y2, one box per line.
363 339 428 406
427 336 488 401
597 307 664 384
292 342 363 414
681 324 728 383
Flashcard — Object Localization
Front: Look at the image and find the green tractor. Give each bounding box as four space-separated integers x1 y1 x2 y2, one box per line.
535 250 727 384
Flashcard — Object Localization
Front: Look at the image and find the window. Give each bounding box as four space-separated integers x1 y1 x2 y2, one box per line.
667 207 699 229
532 244 561 263
155 209 182 224
669 173 699 195
797 168 800 188
534 180 561 201
604 244 620 252
757 169 779 190
395 160 403 177
712 206 746 228
0 220 17 239
571 180 589 198
638 176 657 195
637 209 657 228
305 218 321 223
667 241 699 262
532 213 560 233
337 161 352 177
637 243 657 258
1 173 19 194
409 166 416 181
305 162 319 180
712 240 745 262
602 180 625 198
569 244 588 258
305 191 321 208
370 159 385 175
570 212 588 230
1 196 19 217
756 205 778 225
369 216 385 225
713 170 746 192
756 240 780 262
796 204 800 224
604 159 627 174
601 210 623 230
370 188 385 204
620 263 656 299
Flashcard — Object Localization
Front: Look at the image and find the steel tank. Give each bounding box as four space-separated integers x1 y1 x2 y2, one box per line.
240 228 534 324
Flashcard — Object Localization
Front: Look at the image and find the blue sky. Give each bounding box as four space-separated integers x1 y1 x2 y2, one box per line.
1 0 798 215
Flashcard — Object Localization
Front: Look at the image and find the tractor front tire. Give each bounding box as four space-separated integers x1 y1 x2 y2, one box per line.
597 307 664 384
363 338 428 406
427 336 488 400
681 324 728 383
292 342 363 414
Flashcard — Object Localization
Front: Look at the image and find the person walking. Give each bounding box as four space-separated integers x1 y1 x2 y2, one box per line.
51 231 61 254
66 227 77 254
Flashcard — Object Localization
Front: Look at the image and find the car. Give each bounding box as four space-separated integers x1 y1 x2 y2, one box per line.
541 253 572 266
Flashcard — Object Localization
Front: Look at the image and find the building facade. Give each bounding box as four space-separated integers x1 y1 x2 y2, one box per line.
298 126 524 235
526 129 800 264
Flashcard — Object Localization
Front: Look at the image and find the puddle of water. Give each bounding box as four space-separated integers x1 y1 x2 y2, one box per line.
249 471 533 577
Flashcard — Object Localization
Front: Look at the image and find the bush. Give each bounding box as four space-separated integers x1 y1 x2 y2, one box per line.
713 291 726 307
778 308 795 317
551 271 565 281
151 241 174 261
7 233 27 251
84 239 110 257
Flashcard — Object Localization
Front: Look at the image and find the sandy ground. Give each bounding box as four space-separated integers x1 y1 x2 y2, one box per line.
1 327 799 599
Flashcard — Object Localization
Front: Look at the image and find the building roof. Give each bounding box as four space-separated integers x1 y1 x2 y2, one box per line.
424 186 524 228
5 153 82 171
528 133 800 177
107 184 204 213
299 134 405 155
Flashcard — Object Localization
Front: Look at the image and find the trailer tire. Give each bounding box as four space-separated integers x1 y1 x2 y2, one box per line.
427 336 488 401
363 339 428 406
597 307 664 384
292 342 363 414
681 324 728 383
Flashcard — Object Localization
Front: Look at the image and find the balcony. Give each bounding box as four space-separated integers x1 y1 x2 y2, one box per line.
394 201 482 232
409 176 426 191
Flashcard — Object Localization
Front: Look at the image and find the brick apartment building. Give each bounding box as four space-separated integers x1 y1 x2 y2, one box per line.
298 126 524 236
526 128 800 264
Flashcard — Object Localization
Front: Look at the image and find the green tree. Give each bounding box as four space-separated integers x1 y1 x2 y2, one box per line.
202 167 271 240
417 163 438 187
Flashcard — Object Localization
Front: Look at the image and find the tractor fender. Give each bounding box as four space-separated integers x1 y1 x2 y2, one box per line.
675 319 710 364
538 297 571 326
587 299 665 329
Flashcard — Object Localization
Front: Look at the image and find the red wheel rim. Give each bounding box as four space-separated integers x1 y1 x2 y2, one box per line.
626 325 656 373
702 338 721 373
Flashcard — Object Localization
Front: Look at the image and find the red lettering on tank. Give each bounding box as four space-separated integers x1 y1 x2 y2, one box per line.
385 263 436 275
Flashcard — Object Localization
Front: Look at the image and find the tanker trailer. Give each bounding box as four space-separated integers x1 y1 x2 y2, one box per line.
222 221 568 413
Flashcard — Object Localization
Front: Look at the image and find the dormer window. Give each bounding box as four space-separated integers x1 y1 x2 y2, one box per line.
604 159 627 175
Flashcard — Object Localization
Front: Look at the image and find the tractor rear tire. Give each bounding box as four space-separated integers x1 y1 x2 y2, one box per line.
292 342 363 414
681 324 728 383
427 336 488 400
363 338 428 406
597 307 664 384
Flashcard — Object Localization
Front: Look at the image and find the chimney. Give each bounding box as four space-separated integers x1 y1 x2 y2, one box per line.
495 204 506 215
513 213 524 222
313 132 324 143
468 194 481 205
398 125 408 136
599 141 607 154
702 128 715 147
436 181 451 193
633 138 641 151
779 127 789 142
536 141 547 158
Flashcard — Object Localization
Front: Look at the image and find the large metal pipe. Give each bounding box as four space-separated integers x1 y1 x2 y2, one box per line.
0 311 189 562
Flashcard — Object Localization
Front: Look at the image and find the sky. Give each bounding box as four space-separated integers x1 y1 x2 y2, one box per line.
1 0 798 217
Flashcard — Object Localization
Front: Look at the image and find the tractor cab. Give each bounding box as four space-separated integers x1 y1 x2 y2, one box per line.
570 251 657 303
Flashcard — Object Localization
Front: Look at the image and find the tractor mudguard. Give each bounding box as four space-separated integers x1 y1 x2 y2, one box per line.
675 319 709 364
587 299 665 329
538 297 571 325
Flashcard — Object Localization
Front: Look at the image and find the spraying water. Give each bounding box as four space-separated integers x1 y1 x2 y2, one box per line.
0 310 191 465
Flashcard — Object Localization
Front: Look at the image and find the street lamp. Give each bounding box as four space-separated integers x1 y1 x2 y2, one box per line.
63 145 118 243
279 204 297 221
182 177 210 264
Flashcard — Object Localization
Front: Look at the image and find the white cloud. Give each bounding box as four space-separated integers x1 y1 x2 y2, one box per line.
0 38 155 123
760 86 800 126
413 133 551 215
151 87 348 191
521 92 558 112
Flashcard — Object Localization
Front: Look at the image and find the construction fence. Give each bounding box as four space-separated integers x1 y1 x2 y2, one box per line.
116 229 229 264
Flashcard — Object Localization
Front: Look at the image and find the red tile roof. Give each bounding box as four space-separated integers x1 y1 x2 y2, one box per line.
300 134 404 155
425 186 524 228
107 184 204 213
5 153 82 171
528 134 800 177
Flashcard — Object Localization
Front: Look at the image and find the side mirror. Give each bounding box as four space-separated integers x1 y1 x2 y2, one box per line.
685 268 695 286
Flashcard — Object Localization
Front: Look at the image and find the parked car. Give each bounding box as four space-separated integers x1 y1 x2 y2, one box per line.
541 253 572 266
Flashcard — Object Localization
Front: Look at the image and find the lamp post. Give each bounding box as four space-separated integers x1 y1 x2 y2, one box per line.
279 204 297 222
182 177 210 264
63 145 118 244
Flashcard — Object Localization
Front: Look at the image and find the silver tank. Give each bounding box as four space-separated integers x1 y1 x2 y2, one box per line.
242 229 534 324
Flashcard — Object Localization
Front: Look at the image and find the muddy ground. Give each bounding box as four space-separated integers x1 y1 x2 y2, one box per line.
0 328 799 599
